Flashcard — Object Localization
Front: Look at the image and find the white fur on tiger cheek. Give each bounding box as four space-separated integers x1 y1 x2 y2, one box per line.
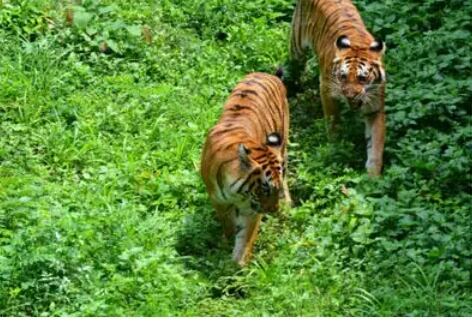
358 65 368 77
341 63 349 76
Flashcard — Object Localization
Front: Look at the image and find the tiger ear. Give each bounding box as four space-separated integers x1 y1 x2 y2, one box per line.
238 143 253 172
369 38 385 54
335 35 351 50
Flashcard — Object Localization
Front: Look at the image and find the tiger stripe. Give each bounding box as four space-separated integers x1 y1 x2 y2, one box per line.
200 71 290 266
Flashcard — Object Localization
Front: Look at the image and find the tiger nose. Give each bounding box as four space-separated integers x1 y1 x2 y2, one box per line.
343 88 360 99
262 197 279 213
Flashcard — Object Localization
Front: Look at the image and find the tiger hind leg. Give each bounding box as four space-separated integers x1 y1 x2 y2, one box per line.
231 213 262 266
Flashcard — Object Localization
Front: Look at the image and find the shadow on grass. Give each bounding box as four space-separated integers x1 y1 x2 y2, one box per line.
175 204 250 299
174 65 368 299
284 63 368 204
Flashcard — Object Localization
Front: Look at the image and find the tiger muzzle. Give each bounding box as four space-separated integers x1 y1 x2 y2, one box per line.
262 202 279 213
260 193 280 213
348 99 363 110
344 90 363 110
344 88 364 110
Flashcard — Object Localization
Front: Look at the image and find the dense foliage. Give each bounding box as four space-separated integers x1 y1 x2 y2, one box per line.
0 0 470 316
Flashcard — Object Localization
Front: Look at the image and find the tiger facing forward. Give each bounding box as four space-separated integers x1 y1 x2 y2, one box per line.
290 0 386 176
201 71 290 266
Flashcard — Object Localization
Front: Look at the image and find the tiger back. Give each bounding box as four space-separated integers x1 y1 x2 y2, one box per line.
200 72 290 266
290 0 387 176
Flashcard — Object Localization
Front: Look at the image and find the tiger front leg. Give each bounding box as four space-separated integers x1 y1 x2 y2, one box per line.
282 179 292 207
320 78 341 140
231 210 262 266
213 202 236 239
364 110 386 177
281 152 292 207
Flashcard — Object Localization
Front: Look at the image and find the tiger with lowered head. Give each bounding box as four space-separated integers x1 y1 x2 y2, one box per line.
290 0 387 176
201 70 290 266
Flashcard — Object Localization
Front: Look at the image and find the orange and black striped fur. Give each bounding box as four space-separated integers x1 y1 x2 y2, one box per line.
290 0 386 176
200 71 290 266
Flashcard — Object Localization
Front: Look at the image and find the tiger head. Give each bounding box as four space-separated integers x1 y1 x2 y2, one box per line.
236 133 285 213
331 35 386 110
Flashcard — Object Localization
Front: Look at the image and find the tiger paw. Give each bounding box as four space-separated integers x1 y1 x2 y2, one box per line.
367 167 382 177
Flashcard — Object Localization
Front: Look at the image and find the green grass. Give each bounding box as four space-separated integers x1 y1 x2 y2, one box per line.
0 0 471 317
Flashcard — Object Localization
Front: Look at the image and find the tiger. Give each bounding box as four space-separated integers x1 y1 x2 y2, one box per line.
289 0 387 176
200 70 290 266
